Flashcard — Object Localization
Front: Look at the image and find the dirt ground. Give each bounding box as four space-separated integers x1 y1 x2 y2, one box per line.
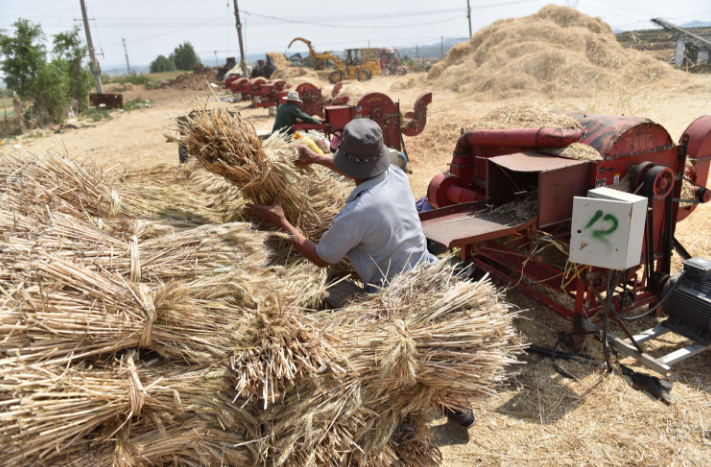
10 73 711 466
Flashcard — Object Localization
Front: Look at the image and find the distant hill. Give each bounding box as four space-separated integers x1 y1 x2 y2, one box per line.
681 20 711 28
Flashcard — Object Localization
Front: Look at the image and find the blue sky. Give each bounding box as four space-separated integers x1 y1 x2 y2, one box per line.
1 0 710 72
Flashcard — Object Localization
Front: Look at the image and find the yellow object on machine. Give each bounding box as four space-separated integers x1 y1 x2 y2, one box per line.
293 132 324 154
288 37 380 84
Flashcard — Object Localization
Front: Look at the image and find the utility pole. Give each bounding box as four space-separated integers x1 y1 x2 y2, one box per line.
214 51 219 67
79 0 103 93
466 0 472 38
416 45 419 59
232 0 248 77
441 36 444 59
122 38 131 75
368 40 370 48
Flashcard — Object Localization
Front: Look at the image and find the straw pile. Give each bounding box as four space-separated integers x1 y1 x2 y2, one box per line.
547 142 602 161
272 66 322 81
266 52 293 69
470 102 582 130
427 4 686 98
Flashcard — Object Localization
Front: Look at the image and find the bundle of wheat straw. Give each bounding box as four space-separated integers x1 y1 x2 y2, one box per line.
0 258 272 367
0 150 222 225
0 208 270 283
331 261 525 451
256 375 366 467
346 412 442 467
229 302 346 407
0 354 254 466
166 105 350 241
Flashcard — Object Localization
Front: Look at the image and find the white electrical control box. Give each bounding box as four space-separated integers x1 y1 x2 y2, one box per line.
569 187 647 270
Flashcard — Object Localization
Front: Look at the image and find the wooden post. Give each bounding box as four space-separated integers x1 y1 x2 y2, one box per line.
232 0 248 77
13 91 24 135
79 0 104 93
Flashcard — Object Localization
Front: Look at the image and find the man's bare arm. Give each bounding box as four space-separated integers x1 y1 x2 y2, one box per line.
244 194 329 268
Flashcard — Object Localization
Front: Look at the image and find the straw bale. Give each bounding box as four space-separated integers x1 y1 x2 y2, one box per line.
166 104 351 242
0 150 225 225
427 5 687 99
0 354 255 466
0 256 284 366
266 52 293 69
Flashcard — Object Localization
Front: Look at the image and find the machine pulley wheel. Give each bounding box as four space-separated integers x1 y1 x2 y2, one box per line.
356 69 372 82
328 70 344 84
645 165 674 200
629 161 654 191
372 108 385 121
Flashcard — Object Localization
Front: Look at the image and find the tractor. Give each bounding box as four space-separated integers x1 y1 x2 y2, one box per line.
288 37 380 84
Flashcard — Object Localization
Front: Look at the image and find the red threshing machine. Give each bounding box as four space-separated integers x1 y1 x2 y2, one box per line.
422 113 711 375
242 77 267 104
293 91 432 152
275 82 329 117
254 79 289 108
228 77 251 100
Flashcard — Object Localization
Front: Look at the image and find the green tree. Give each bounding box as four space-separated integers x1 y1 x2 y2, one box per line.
53 27 94 112
0 19 47 100
0 19 70 124
171 42 199 71
150 54 176 73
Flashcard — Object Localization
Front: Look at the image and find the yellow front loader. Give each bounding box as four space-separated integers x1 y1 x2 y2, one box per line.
288 37 380 84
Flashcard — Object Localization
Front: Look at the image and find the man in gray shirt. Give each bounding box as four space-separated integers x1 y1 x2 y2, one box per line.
246 118 436 291
245 118 474 428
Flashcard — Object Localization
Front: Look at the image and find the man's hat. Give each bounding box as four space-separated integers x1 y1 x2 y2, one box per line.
285 91 302 103
333 119 390 179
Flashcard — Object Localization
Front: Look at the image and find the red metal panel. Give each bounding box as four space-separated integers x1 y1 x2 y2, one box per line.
538 162 592 227
419 202 536 248
561 112 673 159
324 106 353 131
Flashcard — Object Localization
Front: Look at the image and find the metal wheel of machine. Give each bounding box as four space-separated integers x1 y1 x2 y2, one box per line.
328 70 344 84
356 69 371 82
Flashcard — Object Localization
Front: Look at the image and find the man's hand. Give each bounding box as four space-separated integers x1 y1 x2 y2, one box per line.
244 193 288 230
292 144 324 166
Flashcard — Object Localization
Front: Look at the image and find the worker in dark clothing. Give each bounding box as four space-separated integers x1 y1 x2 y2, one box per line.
272 90 322 135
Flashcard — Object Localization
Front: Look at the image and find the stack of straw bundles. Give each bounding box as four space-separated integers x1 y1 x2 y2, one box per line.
0 353 255 466
255 260 526 467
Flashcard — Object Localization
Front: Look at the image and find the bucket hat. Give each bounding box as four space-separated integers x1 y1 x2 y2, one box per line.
285 90 302 103
333 119 390 179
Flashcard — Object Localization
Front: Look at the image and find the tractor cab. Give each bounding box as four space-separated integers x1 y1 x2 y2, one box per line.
344 49 363 66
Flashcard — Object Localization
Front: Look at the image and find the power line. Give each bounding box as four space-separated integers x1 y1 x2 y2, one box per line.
241 11 463 29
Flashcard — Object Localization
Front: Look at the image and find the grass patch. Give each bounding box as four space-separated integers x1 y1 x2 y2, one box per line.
123 98 151 111
82 108 112 122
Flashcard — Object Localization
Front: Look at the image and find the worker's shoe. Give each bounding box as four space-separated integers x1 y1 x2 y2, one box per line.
445 407 476 428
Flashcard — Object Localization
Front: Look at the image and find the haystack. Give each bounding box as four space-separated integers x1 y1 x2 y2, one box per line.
271 66 322 81
266 52 293 69
427 4 685 98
